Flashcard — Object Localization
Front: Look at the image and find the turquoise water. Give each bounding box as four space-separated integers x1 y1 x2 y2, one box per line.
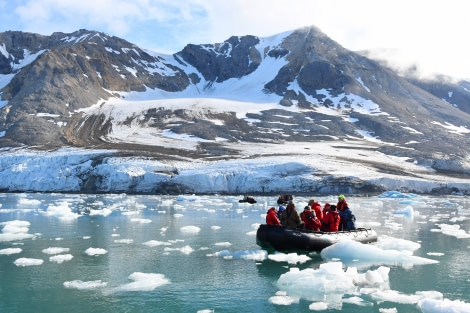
0 193 469 313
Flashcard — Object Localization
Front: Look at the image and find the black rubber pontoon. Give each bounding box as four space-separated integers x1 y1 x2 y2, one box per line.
256 224 377 252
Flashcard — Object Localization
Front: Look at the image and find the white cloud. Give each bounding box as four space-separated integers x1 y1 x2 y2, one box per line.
1 1 469 78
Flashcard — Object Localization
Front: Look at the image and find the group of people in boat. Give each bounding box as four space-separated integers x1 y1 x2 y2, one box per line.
276 194 293 205
239 194 257 204
266 194 356 232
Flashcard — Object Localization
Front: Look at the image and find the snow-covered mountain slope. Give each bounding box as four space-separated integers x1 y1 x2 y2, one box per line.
0 27 470 194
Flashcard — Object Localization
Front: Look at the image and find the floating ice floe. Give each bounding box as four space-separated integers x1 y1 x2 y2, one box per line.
320 239 438 269
418 298 470 313
0 220 36 242
163 245 194 255
130 218 152 223
63 280 107 290
113 272 170 292
43 202 81 220
0 247 22 255
85 247 107 256
268 252 311 264
432 224 470 239
180 225 201 233
209 249 267 261
142 240 172 247
49 254 73 263
42 247 70 255
14 258 44 266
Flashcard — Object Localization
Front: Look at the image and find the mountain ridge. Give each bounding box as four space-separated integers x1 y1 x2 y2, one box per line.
1 26 470 193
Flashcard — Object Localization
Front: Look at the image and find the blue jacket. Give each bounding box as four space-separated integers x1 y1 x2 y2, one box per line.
339 207 356 230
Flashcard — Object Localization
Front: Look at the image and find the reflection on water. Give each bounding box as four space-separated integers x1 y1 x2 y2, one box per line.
0 193 469 313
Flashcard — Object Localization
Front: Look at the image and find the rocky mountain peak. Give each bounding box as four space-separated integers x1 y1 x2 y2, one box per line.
0 27 469 177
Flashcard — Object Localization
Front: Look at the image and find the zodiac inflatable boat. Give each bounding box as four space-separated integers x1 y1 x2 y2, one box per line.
256 224 378 252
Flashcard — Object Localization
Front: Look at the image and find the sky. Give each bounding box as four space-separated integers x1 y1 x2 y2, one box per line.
0 0 469 79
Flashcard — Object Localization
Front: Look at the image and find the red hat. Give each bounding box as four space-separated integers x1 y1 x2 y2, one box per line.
324 202 330 208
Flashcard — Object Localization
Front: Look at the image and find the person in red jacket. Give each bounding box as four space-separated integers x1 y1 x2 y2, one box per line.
336 194 356 231
322 202 330 217
266 207 281 226
336 194 349 211
322 204 340 232
301 206 322 231
300 205 310 224
308 199 323 221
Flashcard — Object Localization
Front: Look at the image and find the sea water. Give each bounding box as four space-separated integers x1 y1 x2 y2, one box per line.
0 192 469 313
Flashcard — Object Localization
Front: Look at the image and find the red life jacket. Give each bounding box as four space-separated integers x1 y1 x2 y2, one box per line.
266 208 281 226
337 200 349 212
304 214 321 231
311 202 323 221
322 211 340 232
